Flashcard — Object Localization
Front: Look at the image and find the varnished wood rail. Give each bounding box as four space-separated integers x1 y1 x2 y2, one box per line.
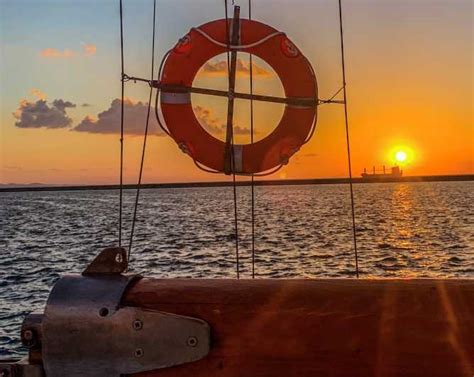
123 279 474 377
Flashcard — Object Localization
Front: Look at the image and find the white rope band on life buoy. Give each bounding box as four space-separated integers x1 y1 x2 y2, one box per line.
191 27 285 50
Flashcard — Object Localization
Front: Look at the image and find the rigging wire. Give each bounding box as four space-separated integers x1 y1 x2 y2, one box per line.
119 0 125 248
127 0 157 265
337 0 359 278
224 0 240 279
327 85 344 103
248 0 256 278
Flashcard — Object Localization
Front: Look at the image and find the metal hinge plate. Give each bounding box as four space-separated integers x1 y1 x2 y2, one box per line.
44 304 210 376
41 266 210 376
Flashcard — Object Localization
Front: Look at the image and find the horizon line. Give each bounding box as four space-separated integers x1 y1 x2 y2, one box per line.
1 174 473 193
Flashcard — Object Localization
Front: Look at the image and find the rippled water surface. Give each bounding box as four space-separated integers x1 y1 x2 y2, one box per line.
1 181 473 356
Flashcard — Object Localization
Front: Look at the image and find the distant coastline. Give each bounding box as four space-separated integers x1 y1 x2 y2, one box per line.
0 174 473 193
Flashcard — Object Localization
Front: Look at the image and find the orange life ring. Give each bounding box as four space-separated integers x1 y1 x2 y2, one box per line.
160 18 317 174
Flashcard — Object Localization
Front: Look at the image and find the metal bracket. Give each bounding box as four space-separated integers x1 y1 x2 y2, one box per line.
82 246 128 275
39 247 210 376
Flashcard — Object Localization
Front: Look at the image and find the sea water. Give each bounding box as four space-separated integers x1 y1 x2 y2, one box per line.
1 181 473 356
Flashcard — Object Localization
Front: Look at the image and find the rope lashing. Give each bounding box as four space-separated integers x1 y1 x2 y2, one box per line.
193 157 285 177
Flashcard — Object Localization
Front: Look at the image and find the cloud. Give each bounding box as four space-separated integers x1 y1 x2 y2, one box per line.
30 88 47 100
194 105 254 136
82 43 97 56
73 98 165 136
201 58 272 77
81 103 92 107
193 105 223 134
39 43 96 58
13 98 76 129
39 48 75 58
73 100 254 138
52 99 76 112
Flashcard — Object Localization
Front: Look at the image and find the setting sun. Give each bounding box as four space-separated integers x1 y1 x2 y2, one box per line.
388 145 415 167
395 151 407 163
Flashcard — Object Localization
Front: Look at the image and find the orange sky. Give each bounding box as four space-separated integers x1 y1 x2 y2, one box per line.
0 0 472 185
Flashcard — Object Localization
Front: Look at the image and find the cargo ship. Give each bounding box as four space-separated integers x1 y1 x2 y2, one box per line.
361 165 403 180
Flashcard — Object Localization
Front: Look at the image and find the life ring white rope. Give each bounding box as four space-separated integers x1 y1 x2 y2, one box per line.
191 27 285 50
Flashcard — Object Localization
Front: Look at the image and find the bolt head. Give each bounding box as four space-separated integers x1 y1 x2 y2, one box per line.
132 319 143 331
134 348 144 358
23 329 34 341
22 329 37 348
187 336 198 347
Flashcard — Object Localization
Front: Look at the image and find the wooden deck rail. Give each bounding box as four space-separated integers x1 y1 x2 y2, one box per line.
124 279 474 377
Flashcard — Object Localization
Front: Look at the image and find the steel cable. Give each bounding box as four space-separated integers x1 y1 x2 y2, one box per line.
338 0 359 277
248 0 256 278
119 0 125 247
224 0 240 279
127 0 157 265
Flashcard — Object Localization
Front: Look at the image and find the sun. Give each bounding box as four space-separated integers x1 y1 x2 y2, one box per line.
395 150 407 163
388 145 415 166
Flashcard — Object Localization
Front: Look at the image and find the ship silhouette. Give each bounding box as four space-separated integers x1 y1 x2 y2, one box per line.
361 165 403 180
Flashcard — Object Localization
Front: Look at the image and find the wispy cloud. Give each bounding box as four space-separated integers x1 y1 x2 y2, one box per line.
39 43 97 58
39 48 75 58
201 58 272 78
82 43 97 56
13 98 76 129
